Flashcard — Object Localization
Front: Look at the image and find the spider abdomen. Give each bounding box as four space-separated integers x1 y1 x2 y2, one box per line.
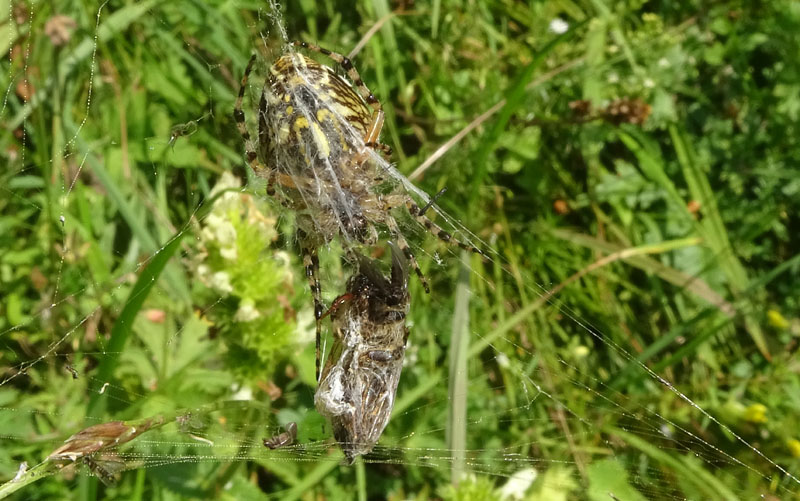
260 53 383 245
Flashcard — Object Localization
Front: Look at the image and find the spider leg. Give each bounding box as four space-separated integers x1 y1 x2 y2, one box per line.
406 199 487 258
418 187 448 216
365 141 392 158
299 231 325 381
363 111 385 146
385 215 430 294
234 54 280 192
233 55 261 172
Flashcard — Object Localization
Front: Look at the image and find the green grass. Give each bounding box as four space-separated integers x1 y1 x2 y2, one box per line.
2 0 800 499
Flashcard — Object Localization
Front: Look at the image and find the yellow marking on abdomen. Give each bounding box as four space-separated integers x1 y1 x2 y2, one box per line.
293 116 309 131
310 122 331 158
316 109 333 123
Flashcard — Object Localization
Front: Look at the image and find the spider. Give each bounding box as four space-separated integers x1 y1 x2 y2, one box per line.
263 421 298 449
233 41 484 379
314 244 410 463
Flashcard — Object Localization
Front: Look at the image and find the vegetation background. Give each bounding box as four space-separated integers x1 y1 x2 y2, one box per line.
1 0 799 499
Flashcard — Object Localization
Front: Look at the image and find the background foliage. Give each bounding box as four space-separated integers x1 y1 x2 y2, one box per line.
1 0 799 499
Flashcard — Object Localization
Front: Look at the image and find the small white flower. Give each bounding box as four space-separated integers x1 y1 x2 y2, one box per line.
200 217 219 242
658 57 670 68
294 308 316 345
548 18 569 34
219 245 238 261
274 251 292 269
643 77 655 88
496 352 510 368
197 264 209 278
204 213 223 231
234 298 260 322
210 271 233 294
608 72 619 84
230 385 253 401
498 468 538 500
210 171 242 198
402 341 418 368
213 220 237 247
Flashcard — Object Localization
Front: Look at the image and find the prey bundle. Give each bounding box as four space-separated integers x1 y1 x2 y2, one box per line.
315 246 410 462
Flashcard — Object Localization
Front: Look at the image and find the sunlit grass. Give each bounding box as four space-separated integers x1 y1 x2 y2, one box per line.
1 0 799 499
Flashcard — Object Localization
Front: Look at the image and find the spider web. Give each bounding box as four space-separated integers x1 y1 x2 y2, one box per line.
0 1 798 499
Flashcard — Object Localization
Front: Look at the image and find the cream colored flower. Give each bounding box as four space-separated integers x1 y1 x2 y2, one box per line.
210 271 233 295
549 18 569 34
498 468 538 500
234 298 261 322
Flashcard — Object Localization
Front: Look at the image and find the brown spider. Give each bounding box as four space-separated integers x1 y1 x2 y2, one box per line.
233 41 484 379
263 421 298 449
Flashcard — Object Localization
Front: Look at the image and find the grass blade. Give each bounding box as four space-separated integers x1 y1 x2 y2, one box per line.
282 450 343 501
669 125 769 358
469 23 584 209
469 234 725 359
86 230 185 418
447 251 471 485
610 427 740 501
9 0 160 130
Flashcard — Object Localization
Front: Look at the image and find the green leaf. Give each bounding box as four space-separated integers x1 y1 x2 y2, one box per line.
5 293 25 326
587 459 647 501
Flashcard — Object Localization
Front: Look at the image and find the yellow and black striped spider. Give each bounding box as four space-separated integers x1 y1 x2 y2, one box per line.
233 41 483 378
